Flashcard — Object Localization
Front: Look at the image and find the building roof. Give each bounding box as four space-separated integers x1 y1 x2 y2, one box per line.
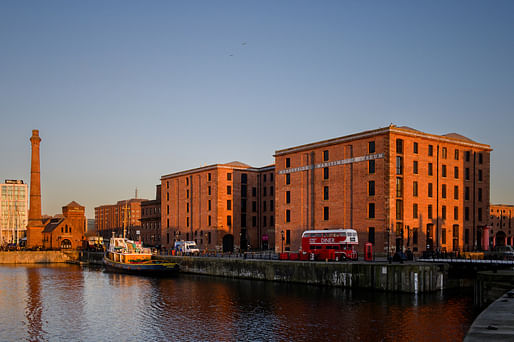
43 218 64 233
161 161 267 180
274 125 492 156
65 201 84 208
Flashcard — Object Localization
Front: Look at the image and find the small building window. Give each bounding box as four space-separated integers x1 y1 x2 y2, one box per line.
369 141 375 153
413 142 418 154
286 158 291 168
323 150 329 161
428 145 433 156
368 181 375 196
323 207 329 221
368 203 375 219
369 160 375 174
323 167 329 180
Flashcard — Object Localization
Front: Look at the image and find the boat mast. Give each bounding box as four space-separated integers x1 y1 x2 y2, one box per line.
122 202 129 239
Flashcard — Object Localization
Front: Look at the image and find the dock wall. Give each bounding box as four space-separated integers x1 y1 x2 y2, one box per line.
156 256 448 293
0 250 79 264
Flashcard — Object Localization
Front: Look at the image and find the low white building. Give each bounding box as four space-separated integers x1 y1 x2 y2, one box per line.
0 180 29 245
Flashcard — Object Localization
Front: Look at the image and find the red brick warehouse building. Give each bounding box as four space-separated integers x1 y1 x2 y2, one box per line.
160 162 275 253
274 125 491 256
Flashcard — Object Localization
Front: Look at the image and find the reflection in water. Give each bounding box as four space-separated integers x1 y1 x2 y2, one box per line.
0 265 476 341
25 267 44 341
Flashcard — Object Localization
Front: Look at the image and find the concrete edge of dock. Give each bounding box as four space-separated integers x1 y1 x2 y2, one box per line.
464 288 514 342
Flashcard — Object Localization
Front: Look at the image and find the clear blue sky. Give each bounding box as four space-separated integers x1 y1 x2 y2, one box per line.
1 1 513 218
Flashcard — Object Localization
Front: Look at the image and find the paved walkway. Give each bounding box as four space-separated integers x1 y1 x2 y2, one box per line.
464 289 514 342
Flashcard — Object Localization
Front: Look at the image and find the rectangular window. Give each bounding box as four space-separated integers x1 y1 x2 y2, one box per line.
208 186 211 196
465 229 469 244
270 173 273 182
187 217 189 227
263 201 267 212
208 215 211 226
368 227 375 244
323 150 329 161
208 173 211 181
413 181 418 197
465 187 470 201
414 142 418 154
465 151 471 162
227 215 232 226
286 158 291 168
286 174 290 185
263 174 267 182
263 187 267 196
252 187 257 196
186 177 189 186
465 207 470 221
396 156 403 175
428 145 433 156
270 200 274 211
252 201 256 212
270 186 274 195
241 199 247 212
442 205 446 219
186 202 189 213
227 200 231 210
186 189 189 198
465 168 470 180
369 160 375 174
396 139 403 154
478 188 482 202
286 191 291 204
324 186 329 200
478 170 483 182
241 185 247 198
396 178 402 197
442 147 447 159
428 163 433 176
413 161 418 174
227 173 232 181
478 153 483 164
286 210 291 223
413 228 419 245
442 184 447 199
263 216 267 227
442 229 447 244
454 166 459 179
227 185 231 195
442 165 447 177
252 216 256 227
428 183 433 197
454 206 459 220
241 214 247 228
454 149 459 160
324 207 329 220
369 203 375 219
413 203 418 219
369 141 375 153
241 173 247 184
428 205 433 219
208 200 211 211
323 167 329 180
396 200 402 220
454 186 459 200
478 208 483 221
368 181 375 196
286 230 291 244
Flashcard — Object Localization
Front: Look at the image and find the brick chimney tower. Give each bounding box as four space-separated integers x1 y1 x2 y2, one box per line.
27 129 44 248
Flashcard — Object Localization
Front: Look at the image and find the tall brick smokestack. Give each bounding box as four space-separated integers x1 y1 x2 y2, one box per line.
27 129 44 248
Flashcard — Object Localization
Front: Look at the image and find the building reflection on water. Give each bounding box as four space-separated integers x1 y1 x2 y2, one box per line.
0 265 476 341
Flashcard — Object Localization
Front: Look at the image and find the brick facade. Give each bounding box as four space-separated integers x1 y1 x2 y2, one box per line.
274 125 491 255
140 185 161 247
42 201 86 249
160 162 275 252
94 198 147 240
489 204 514 246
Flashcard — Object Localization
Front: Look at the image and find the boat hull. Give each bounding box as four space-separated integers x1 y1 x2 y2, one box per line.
103 256 179 276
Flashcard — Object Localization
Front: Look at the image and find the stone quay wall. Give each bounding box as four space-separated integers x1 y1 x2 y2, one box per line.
0 251 79 264
156 256 448 293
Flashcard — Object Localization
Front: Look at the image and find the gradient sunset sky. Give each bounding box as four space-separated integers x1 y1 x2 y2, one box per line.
1 1 513 218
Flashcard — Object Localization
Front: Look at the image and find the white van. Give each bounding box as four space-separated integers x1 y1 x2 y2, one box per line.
174 241 200 255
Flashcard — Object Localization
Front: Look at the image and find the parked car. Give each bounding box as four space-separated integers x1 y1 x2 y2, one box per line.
487 245 514 260
174 241 200 255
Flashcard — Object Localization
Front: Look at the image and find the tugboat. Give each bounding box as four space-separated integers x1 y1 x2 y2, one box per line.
103 202 179 276
103 236 179 275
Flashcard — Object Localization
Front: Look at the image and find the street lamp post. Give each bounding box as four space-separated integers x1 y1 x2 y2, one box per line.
386 226 391 263
281 230 284 254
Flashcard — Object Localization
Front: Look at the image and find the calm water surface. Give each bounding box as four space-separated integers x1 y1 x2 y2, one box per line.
0 264 477 341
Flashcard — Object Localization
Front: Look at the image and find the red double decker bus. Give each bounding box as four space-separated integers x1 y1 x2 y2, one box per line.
300 229 359 261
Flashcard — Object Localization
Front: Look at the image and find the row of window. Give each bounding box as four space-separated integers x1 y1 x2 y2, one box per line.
396 139 484 164
367 225 469 246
